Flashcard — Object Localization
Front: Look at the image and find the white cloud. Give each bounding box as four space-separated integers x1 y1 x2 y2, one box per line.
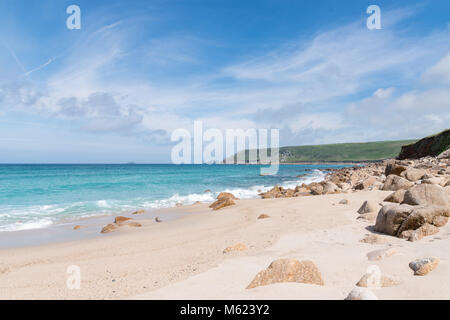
1 6 449 150
422 53 450 84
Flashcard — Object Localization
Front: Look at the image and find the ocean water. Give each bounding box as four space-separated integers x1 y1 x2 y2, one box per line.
0 164 348 232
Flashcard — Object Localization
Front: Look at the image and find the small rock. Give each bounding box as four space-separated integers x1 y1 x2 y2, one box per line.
345 287 378 300
223 243 248 253
217 192 239 200
73 225 86 230
101 223 118 234
209 198 236 210
246 259 324 289
357 200 377 214
257 214 270 219
115 216 132 224
155 217 162 223
357 212 377 223
356 273 400 288
359 234 387 244
409 258 439 276
132 210 145 215
339 199 349 205
366 248 398 261
122 221 142 228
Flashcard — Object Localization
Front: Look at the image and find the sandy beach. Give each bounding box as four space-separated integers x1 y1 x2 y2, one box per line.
0 186 448 300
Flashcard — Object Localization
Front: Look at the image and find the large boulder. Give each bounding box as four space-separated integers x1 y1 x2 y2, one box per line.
382 175 414 191
421 177 443 185
246 259 324 289
401 184 449 207
385 160 407 176
309 184 324 195
396 206 450 234
355 176 377 190
322 182 338 194
384 190 406 203
375 204 449 238
437 149 450 159
445 186 450 195
374 204 414 236
399 223 440 242
401 168 426 182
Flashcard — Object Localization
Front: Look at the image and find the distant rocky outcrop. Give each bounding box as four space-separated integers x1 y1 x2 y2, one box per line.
398 129 450 160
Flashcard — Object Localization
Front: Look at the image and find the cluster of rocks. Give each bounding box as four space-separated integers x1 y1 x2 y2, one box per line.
243 254 439 299
259 152 450 242
100 216 142 233
258 161 393 199
373 156 450 242
259 181 343 199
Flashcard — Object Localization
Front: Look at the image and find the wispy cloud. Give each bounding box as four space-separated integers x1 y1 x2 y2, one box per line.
1 5 449 150
24 58 55 77
3 42 27 75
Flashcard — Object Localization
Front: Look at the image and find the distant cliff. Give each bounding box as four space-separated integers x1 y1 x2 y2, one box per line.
398 129 450 160
227 139 416 163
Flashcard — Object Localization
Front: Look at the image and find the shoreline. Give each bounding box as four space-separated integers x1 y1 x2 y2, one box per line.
0 165 332 243
1 189 448 300
0 157 448 299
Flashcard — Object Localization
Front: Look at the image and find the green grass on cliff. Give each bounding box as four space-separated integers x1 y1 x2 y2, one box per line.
232 140 417 163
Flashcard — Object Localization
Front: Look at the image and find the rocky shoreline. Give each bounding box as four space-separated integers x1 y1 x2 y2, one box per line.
257 152 450 244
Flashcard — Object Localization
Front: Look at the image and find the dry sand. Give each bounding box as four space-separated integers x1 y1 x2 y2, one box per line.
0 190 448 300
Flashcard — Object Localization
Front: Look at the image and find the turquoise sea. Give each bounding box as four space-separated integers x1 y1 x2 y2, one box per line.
0 164 348 232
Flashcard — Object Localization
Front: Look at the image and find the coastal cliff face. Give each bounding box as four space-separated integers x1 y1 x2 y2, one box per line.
398 129 450 160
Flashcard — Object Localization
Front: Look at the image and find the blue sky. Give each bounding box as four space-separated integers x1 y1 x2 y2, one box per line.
0 0 449 163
